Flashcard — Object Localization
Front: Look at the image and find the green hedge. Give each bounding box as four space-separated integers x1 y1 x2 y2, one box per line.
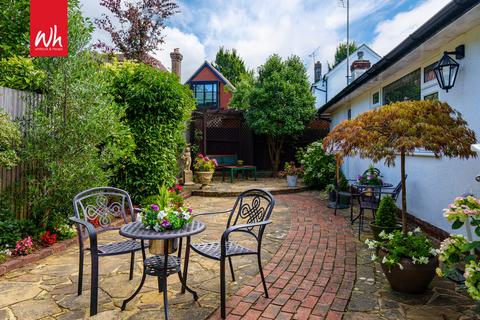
0 56 45 92
106 61 195 202
301 140 336 189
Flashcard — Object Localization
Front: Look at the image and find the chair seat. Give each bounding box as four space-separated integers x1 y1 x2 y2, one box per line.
191 241 256 260
96 239 145 256
360 200 379 210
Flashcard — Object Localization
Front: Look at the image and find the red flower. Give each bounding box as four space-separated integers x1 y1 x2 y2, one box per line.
41 231 57 246
175 185 183 191
198 153 204 158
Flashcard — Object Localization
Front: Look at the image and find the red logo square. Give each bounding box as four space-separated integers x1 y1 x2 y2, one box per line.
30 0 68 57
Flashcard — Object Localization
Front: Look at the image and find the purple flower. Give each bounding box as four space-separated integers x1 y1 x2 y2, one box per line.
187 207 193 213
151 204 160 211
161 220 171 228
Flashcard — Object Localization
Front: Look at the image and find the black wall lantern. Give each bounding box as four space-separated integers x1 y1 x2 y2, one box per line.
434 45 465 92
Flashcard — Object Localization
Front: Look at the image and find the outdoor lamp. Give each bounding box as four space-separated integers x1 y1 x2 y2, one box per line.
434 45 464 92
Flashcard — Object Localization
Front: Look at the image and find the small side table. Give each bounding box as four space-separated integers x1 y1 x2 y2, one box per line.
119 220 205 319
222 165 257 183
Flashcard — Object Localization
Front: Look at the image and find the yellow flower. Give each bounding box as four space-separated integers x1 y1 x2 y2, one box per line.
436 267 444 277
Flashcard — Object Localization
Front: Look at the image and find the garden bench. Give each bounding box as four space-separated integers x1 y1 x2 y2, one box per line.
207 154 238 168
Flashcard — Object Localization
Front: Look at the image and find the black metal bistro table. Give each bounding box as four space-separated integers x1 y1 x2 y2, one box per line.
119 220 206 319
351 182 393 190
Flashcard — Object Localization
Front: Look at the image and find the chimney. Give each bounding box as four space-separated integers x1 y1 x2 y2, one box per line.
170 48 183 79
314 61 322 83
350 51 370 81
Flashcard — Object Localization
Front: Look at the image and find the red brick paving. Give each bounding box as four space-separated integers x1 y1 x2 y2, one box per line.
210 193 356 319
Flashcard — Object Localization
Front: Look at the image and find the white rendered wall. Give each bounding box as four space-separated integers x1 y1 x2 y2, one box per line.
329 25 480 233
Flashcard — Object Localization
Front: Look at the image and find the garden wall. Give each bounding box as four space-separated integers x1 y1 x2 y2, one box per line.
0 86 40 219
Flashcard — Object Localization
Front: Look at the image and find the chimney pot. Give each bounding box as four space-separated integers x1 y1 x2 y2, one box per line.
170 48 183 80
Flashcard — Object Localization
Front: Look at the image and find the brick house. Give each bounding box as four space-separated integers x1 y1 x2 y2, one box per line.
185 61 236 110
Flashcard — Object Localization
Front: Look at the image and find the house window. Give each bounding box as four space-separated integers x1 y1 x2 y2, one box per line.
347 108 352 120
382 69 421 104
424 92 438 100
423 63 436 83
372 92 380 105
192 82 218 109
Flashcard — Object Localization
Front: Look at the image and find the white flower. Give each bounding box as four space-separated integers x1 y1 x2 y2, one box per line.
387 233 395 240
430 248 438 256
157 210 166 220
418 256 429 264
414 227 421 233
153 223 161 232
407 231 413 236
136 212 143 222
371 253 378 261
182 212 191 220
397 263 404 270
365 239 377 249
382 256 388 264
378 230 387 239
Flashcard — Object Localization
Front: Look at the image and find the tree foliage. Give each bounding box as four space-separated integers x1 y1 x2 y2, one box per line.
0 0 29 59
231 54 316 173
323 100 477 233
20 0 135 227
300 141 336 188
328 41 358 71
212 47 251 87
105 60 195 202
95 0 179 63
0 113 21 168
0 56 46 92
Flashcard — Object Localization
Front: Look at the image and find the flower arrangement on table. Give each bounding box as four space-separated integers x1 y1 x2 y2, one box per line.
193 154 217 172
357 165 383 186
279 161 304 177
139 184 192 232
437 195 480 302
139 204 192 232
365 228 437 270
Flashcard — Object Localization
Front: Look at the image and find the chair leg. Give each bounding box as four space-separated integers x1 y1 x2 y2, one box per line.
220 258 226 319
90 252 99 316
129 251 135 281
257 253 269 298
334 191 338 215
358 209 363 240
158 275 163 292
228 257 235 282
78 249 84 296
163 276 169 320
181 237 191 294
350 197 354 223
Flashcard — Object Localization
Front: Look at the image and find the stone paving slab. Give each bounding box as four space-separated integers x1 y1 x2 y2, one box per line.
188 177 308 197
0 195 290 320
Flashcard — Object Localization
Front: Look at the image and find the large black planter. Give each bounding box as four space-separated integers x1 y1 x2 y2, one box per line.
378 249 438 294
369 222 402 241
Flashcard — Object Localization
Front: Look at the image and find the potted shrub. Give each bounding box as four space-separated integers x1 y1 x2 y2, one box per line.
323 100 476 293
369 196 401 240
193 154 217 188
366 229 438 293
279 161 303 187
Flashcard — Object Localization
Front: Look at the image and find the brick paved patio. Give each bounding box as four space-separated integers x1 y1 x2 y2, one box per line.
209 193 356 320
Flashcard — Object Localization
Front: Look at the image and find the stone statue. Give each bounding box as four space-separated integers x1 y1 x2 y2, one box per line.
182 146 194 185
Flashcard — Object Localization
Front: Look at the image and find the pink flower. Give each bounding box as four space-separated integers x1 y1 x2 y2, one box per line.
175 185 183 191
198 154 204 158
213 159 218 166
151 204 160 211
187 207 192 213
161 220 171 228
204 156 210 161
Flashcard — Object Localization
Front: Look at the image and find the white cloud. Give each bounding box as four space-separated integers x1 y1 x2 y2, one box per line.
152 27 206 82
370 0 451 55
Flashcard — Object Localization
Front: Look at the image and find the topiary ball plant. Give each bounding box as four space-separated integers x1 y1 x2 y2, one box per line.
370 196 401 241
374 196 398 228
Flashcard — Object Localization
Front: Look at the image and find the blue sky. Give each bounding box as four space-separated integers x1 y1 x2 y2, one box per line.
80 0 451 82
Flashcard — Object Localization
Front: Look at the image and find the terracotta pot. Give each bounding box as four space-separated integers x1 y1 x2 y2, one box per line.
195 171 214 188
149 239 178 255
378 249 438 294
369 222 402 241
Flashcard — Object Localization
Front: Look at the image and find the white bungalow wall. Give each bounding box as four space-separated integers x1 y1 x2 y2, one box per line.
329 24 480 233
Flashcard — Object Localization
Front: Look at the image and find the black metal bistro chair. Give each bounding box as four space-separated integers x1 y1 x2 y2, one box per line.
353 177 406 239
70 187 145 316
185 189 275 319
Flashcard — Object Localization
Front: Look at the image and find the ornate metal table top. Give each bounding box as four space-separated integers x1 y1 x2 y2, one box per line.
120 220 206 240
351 182 393 189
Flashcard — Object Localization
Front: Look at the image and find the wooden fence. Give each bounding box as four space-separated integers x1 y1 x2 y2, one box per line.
0 86 41 219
